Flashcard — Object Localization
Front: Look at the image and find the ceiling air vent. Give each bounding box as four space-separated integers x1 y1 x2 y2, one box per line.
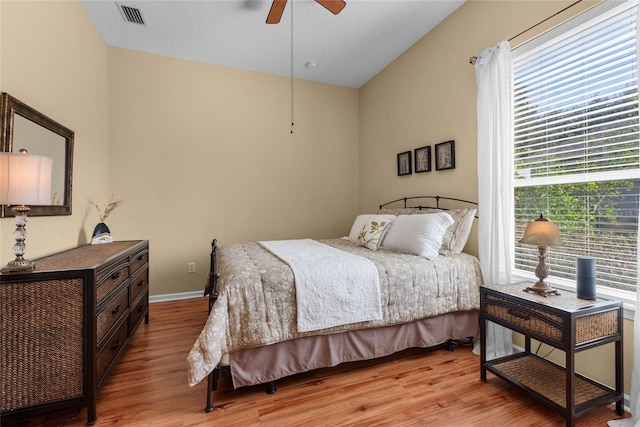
119 5 145 25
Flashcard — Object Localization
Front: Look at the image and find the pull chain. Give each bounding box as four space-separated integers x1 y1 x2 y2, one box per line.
290 0 294 134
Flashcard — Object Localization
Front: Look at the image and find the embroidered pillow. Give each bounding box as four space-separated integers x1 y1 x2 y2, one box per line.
348 214 396 243
357 217 394 250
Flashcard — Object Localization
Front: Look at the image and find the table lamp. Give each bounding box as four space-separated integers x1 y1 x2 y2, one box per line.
0 150 53 272
519 214 563 296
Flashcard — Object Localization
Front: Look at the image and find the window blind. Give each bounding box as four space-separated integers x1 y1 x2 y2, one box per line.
512 0 640 292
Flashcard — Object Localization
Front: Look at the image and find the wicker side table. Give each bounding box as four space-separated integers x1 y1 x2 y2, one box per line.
480 281 623 427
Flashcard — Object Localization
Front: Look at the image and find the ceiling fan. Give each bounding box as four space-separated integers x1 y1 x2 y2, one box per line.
266 0 346 24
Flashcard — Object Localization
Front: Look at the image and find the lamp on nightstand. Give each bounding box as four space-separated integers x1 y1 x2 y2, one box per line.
0 150 52 272
519 214 563 296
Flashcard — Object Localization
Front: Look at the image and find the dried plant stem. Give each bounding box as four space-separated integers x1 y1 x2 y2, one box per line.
89 194 122 222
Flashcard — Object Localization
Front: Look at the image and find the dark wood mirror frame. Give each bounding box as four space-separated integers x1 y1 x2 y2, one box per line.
0 92 74 217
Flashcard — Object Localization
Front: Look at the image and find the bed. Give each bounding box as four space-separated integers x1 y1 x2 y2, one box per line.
187 196 483 412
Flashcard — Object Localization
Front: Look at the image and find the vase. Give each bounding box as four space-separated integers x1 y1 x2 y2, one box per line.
91 222 113 244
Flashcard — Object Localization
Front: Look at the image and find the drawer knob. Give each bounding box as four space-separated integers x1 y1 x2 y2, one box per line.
137 280 145 287
507 308 530 320
111 305 121 315
111 271 121 281
137 254 145 261
137 304 146 313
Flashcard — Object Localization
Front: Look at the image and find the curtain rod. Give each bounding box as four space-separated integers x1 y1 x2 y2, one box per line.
468 0 583 65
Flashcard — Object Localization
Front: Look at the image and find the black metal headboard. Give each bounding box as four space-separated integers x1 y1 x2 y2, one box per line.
379 195 478 212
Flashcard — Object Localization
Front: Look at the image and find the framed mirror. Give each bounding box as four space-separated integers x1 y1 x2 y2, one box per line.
0 92 74 217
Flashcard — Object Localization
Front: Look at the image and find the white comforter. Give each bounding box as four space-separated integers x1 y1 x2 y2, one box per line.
259 239 382 332
187 238 482 387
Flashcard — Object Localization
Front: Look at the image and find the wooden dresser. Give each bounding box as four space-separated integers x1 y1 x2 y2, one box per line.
0 240 149 425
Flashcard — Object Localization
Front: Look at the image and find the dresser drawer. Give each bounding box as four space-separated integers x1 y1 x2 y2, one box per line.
484 292 565 347
130 291 148 334
96 285 129 346
129 268 148 304
96 261 129 305
96 317 128 386
130 247 149 275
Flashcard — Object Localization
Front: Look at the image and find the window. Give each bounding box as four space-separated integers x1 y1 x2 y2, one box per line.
512 1 639 294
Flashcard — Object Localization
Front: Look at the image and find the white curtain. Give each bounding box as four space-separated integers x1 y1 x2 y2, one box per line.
473 40 514 359
609 3 640 425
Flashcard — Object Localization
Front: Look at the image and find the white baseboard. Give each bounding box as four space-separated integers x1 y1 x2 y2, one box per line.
149 290 203 303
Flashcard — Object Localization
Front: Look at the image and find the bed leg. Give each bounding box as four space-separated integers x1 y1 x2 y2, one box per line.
205 371 215 412
265 381 277 394
445 339 455 352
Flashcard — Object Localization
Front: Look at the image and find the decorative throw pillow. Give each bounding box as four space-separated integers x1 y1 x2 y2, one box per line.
357 217 394 250
348 214 396 243
450 208 476 254
381 212 454 260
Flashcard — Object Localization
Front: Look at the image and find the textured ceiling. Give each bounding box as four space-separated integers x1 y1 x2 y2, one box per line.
82 0 465 88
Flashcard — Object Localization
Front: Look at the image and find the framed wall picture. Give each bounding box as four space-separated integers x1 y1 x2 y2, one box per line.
435 140 455 171
397 151 412 176
414 146 431 173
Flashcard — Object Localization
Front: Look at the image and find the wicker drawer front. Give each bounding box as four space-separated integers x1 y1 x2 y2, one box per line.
1 278 85 412
576 309 619 344
96 261 129 305
130 247 149 275
130 291 149 333
97 285 129 345
129 268 148 305
97 318 128 385
484 294 564 346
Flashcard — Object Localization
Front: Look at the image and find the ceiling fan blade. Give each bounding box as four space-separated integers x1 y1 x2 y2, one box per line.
266 0 287 24
315 0 346 15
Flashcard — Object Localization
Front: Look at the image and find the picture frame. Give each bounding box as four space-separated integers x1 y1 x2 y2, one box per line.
397 151 412 176
435 140 455 171
414 146 431 173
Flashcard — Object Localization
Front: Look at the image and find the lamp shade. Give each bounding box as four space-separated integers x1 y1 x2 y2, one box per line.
0 152 53 206
519 214 563 247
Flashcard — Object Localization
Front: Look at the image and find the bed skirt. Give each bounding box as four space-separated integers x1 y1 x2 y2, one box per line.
228 309 478 388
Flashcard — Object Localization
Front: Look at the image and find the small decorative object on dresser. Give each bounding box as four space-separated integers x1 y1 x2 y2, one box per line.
0 240 149 425
480 282 623 427
434 140 455 170
89 195 122 244
397 150 412 176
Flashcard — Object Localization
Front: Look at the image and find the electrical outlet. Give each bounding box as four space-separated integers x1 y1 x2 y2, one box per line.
188 262 196 273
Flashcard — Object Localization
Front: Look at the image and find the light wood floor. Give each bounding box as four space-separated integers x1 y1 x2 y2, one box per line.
11 297 629 426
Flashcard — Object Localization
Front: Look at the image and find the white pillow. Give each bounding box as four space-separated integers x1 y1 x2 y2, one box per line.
381 212 454 260
450 208 476 253
348 214 396 243
357 217 394 250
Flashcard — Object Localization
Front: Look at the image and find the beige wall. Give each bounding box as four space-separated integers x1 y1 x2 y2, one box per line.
106 48 359 295
0 0 110 262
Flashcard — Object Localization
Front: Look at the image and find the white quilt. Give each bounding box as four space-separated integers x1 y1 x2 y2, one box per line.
259 239 382 332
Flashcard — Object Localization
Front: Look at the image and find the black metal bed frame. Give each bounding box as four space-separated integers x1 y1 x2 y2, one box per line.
202 195 478 412
378 194 478 212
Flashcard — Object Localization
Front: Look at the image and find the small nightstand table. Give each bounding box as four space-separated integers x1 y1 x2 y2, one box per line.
480 281 623 427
